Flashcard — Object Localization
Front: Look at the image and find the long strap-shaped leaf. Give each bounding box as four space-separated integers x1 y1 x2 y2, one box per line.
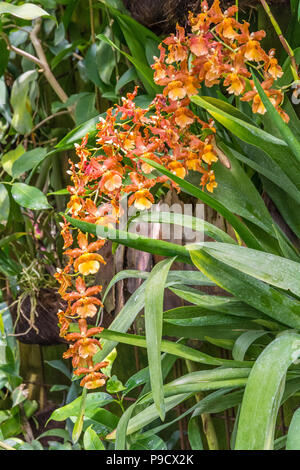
100 329 252 367
145 257 176 421
188 248 300 329
253 74 300 165
235 331 300 450
134 211 235 244
64 215 191 264
190 242 300 297
191 95 300 189
286 408 300 450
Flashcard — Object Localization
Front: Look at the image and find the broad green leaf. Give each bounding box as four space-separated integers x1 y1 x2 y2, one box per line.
96 28 116 85
83 425 105 450
55 115 100 149
11 183 51 210
74 92 97 126
49 392 113 422
0 183 10 225
167 287 269 322
189 248 300 329
11 70 38 134
11 147 47 178
0 2 51 20
45 360 71 379
141 388 243 440
102 269 213 305
235 331 300 450
106 375 126 394
2 144 25 176
115 67 138 94
83 43 108 90
37 428 70 442
286 408 300 450
145 257 175 421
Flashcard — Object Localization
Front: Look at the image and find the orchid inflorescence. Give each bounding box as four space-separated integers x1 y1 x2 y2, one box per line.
55 0 289 390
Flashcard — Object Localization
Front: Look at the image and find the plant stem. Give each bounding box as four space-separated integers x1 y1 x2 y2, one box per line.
185 360 219 450
259 0 298 80
29 19 75 120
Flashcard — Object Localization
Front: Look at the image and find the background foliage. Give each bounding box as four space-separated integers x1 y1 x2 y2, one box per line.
1 0 300 451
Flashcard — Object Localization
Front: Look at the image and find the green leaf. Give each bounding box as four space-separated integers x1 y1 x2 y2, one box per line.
130 435 167 450
115 67 138 94
189 247 300 329
100 329 252 367
2 144 25 176
96 34 159 96
286 408 300 450
208 142 276 237
45 360 71 379
49 392 113 422
226 143 300 206
55 115 102 149
94 282 147 364
191 242 300 297
65 215 191 264
235 331 300 450
0 183 10 225
0 38 9 77
83 425 105 450
188 416 203 450
11 147 47 178
72 388 87 444
96 28 116 85
37 428 70 442
140 158 262 250
232 331 269 361
252 74 300 164
106 375 126 394
0 2 51 20
134 210 235 244
191 95 300 189
11 386 28 407
83 43 110 91
10 70 38 134
11 183 51 210
145 257 175 421
112 373 249 441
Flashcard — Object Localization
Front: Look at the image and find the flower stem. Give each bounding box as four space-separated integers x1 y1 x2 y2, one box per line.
259 0 298 80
